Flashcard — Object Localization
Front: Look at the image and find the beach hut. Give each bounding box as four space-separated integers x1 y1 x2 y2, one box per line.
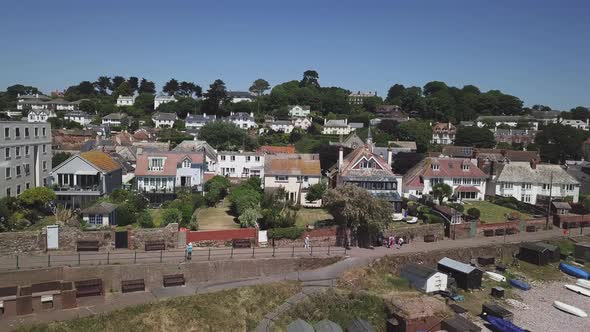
314 319 343 332
441 314 481 332
536 242 561 262
518 243 551 266
346 319 375 332
287 319 315 332
437 257 482 290
400 263 448 293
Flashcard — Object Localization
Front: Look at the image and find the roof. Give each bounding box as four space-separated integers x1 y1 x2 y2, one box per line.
388 296 449 320
552 201 572 210
314 320 343 332
346 320 375 332
494 128 536 137
257 145 296 154
401 263 440 279
403 157 487 189
455 185 480 192
172 140 217 160
520 242 549 253
152 112 177 121
287 319 314 332
476 115 534 122
349 122 364 129
227 91 254 99
329 132 365 149
65 110 91 118
103 113 127 120
432 122 456 132
531 110 561 119
438 257 476 274
442 315 481 332
264 154 321 176
496 162 579 185
80 151 122 173
288 105 311 111
186 113 216 123
337 145 399 181
324 119 348 127
155 94 176 101
375 105 408 120
267 120 293 126
135 152 205 176
81 202 118 215
389 141 417 150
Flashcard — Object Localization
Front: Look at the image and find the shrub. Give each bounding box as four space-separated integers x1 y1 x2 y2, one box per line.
116 204 136 226
446 202 464 212
138 211 154 228
229 187 262 215
189 215 199 231
165 199 194 225
238 208 262 228
268 227 304 240
18 187 56 207
467 207 481 221
161 208 183 226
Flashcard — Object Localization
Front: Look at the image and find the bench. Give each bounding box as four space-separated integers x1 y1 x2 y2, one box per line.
74 279 103 298
423 234 436 243
77 240 100 252
121 279 145 293
506 228 518 235
526 225 537 232
494 228 505 236
232 238 251 248
145 240 166 251
163 274 185 287
31 281 61 295
483 229 494 237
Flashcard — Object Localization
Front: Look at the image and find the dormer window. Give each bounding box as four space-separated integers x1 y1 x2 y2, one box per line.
431 163 440 171
462 163 470 171
182 159 191 168
148 157 165 171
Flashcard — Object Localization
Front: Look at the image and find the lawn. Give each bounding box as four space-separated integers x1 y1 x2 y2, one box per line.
196 198 239 231
295 208 333 228
17 282 301 332
148 209 163 227
463 200 532 223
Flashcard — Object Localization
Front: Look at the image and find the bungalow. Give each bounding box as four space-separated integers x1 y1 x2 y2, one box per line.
288 105 311 118
263 153 322 207
152 112 177 128
116 95 136 107
81 202 118 227
154 94 176 109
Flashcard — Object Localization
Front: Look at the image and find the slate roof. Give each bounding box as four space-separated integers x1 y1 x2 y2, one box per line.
389 141 417 150
349 122 364 129
531 110 561 119
375 105 408 120
552 201 572 210
152 112 177 121
400 263 440 280
438 257 476 274
103 113 127 120
80 151 122 173
227 91 254 98
314 320 343 332
135 152 204 176
432 122 456 132
65 110 91 118
172 140 217 160
496 162 579 185
81 202 118 215
264 154 321 176
329 132 365 149
186 113 216 123
324 119 348 127
288 105 311 111
476 115 534 122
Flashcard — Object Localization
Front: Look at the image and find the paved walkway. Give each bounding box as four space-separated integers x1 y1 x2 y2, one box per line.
0 228 574 331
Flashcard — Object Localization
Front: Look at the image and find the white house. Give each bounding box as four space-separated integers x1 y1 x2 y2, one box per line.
495 161 580 204
102 113 128 126
154 94 177 109
400 263 448 293
135 151 206 193
431 122 456 145
16 93 51 110
292 117 313 130
186 113 217 130
560 119 589 131
152 112 177 128
116 95 136 107
475 115 539 130
64 110 92 126
288 105 311 118
266 120 295 133
263 153 322 207
322 119 354 135
227 91 254 103
27 109 54 123
347 91 376 105
223 112 257 129
217 152 264 178
403 157 487 200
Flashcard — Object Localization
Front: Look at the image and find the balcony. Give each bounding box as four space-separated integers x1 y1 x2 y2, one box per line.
53 185 102 195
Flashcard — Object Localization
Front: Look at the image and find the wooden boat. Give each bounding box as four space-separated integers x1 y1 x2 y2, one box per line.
486 271 507 282
559 262 590 279
553 301 588 317
565 284 590 297
484 315 526 332
576 279 590 290
509 279 531 290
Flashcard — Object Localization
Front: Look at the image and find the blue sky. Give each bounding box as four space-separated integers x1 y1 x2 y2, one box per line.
1 0 588 110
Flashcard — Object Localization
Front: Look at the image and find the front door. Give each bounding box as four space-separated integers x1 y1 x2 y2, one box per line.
115 231 128 249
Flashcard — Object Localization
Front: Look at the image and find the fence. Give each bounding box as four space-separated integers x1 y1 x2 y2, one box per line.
0 246 347 272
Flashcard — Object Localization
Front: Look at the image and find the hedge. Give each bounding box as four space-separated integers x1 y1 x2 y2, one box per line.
268 227 304 240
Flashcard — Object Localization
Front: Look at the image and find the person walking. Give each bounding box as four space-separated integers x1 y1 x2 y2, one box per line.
186 242 193 261
397 237 405 249
304 235 310 249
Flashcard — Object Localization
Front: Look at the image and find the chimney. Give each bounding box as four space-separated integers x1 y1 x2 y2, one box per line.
338 147 344 171
204 112 207 117
250 112 254 118
230 112 234 116
324 118 327 125
387 148 393 167
530 158 538 169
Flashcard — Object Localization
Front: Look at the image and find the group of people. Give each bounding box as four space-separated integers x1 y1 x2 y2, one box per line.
386 235 405 249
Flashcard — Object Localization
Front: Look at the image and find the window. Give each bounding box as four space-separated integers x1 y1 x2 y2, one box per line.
542 183 552 190
6 188 10 197
502 182 513 189
296 176 309 183
16 166 21 177
462 163 470 171
246 156 251 162
148 158 164 171
4 128 9 139
221 155 226 161
182 159 191 168
42 128 47 136
26 183 30 189
15 147 20 157
521 194 531 203
563 184 575 191
521 183 531 190
15 128 20 138
42 145 46 153
42 161 47 171
5 167 10 179
24 164 30 175
473 178 482 185
231 155 235 161
431 178 443 185
275 175 288 181
5 147 10 159
255 156 260 162
89 214 103 225
25 146 29 155
25 127 29 137
16 185 21 195
462 178 472 185
34 128 39 137
453 178 462 185
431 163 440 171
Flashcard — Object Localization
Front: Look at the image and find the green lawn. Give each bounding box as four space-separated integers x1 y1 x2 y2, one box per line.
295 208 333 228
148 209 163 227
464 200 532 223
17 282 301 332
196 198 240 231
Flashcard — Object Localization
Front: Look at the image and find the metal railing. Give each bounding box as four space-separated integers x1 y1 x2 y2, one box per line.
0 246 347 272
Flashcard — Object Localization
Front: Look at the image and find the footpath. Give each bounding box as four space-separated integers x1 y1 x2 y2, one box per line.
0 227 572 331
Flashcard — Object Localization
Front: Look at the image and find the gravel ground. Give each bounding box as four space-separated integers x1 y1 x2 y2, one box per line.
509 279 590 331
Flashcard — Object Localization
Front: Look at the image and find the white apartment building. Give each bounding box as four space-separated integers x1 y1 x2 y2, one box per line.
116 95 136 107
263 154 322 207
495 161 580 204
288 105 311 118
154 94 177 109
322 119 354 135
217 152 264 178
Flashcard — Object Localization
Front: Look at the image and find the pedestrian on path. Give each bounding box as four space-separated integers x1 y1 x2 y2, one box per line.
186 242 193 261
397 237 404 249
388 235 395 248
304 235 310 249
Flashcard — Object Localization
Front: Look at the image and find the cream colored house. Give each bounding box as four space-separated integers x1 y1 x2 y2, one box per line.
263 153 322 207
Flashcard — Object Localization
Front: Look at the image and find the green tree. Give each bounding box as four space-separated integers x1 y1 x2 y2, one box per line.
138 211 154 228
163 78 180 96
198 121 257 151
111 76 126 91
385 84 405 104
116 204 136 226
249 79 270 96
466 208 481 221
139 78 156 94
305 182 326 202
454 126 495 148
161 208 183 226
535 123 588 163
115 81 133 96
52 152 71 168
323 184 394 248
432 183 453 205
300 70 320 88
397 120 432 152
204 176 231 206
18 187 56 206
202 79 228 116
128 76 139 93
238 207 262 228
94 76 111 95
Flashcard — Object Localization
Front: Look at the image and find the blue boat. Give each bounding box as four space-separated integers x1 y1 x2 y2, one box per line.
559 262 590 279
509 279 531 290
484 315 526 332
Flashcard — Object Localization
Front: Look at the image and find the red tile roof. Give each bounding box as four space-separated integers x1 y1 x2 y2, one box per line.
257 145 296 154
135 152 204 176
80 151 122 173
455 185 480 192
403 157 487 189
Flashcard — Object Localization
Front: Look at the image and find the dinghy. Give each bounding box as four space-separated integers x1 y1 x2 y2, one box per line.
486 271 507 282
484 315 526 332
559 262 590 279
565 284 590 297
553 301 588 317
509 279 531 290
576 279 590 290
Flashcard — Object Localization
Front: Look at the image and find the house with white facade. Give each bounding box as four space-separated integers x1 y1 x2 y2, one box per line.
292 117 312 131
154 94 177 109
228 91 254 103
64 110 92 126
16 93 51 110
185 113 217 130
475 115 539 130
135 151 206 194
217 152 264 178
347 91 376 105
27 109 54 123
264 153 322 207
560 119 589 131
265 119 295 134
173 139 218 173
431 122 456 145
102 113 128 126
288 105 311 118
403 157 487 200
116 95 136 107
495 161 580 204
152 112 177 128
322 119 355 135
223 112 257 129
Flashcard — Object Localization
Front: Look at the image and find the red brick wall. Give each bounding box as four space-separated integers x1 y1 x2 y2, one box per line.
187 228 257 243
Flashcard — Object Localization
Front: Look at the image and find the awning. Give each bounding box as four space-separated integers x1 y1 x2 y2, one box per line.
455 186 480 192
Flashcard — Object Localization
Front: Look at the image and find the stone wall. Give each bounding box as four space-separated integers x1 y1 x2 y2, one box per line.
130 223 179 250
0 231 45 255
274 227 338 248
383 224 445 241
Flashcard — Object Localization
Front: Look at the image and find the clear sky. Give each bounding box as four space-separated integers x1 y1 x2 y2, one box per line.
1 0 588 110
